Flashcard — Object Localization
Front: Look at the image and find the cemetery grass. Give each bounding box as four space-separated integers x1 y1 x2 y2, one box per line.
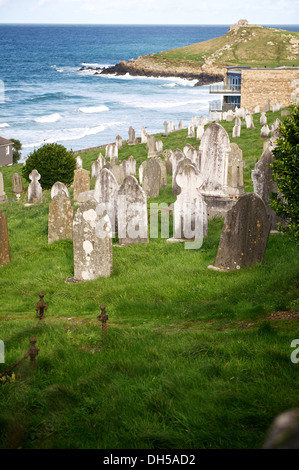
0 109 298 449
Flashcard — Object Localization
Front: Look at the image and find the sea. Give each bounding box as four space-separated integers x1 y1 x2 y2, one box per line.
0 24 298 160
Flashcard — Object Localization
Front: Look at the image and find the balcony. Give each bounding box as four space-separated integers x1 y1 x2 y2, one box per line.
209 83 241 94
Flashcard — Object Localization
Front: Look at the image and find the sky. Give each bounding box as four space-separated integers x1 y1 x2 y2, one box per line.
0 0 298 24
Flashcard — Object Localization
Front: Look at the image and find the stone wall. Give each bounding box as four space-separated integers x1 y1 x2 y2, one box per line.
241 68 299 111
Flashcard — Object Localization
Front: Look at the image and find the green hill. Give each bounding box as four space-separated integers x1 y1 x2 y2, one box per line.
149 25 299 71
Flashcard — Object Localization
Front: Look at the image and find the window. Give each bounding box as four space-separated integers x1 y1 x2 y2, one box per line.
6 146 9 155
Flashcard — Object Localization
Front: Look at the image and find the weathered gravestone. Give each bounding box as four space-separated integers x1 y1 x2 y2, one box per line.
170 149 185 196
141 126 148 144
196 125 205 140
147 135 158 158
76 156 83 169
71 199 113 281
139 159 161 197
260 112 267 126
199 123 237 217
128 126 137 145
0 172 7 203
224 143 245 197
163 121 169 136
155 157 167 188
245 113 255 129
117 175 148 246
162 149 173 174
73 168 90 201
94 168 119 235
91 154 106 179
187 123 195 138
169 163 208 246
232 123 241 138
116 135 123 149
208 193 271 271
48 192 74 244
111 163 126 186
50 181 70 200
251 145 284 231
178 120 184 130
12 173 24 195
0 210 10 266
261 124 270 139
27 169 42 204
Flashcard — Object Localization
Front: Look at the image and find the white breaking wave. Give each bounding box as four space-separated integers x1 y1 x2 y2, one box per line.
0 123 10 128
100 72 198 87
79 105 109 114
125 98 208 110
22 121 124 148
34 113 63 123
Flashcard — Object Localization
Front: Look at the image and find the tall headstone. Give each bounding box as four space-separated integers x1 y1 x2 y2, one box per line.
183 144 200 170
117 176 149 246
199 123 236 218
208 194 271 271
0 172 8 203
0 210 10 266
94 168 119 235
196 125 205 140
169 121 175 133
170 149 185 196
172 163 208 243
162 149 173 174
116 135 123 149
28 169 42 204
48 192 74 244
73 168 90 201
261 124 270 139
139 159 161 197
51 181 70 200
147 135 158 158
111 163 126 186
187 123 195 138
245 113 255 129
12 173 24 195
163 121 169 136
223 143 245 197
260 112 267 126
72 199 113 281
76 156 83 169
156 140 163 155
251 146 283 231
178 120 184 130
128 126 137 145
155 157 167 189
232 123 241 138
141 126 148 144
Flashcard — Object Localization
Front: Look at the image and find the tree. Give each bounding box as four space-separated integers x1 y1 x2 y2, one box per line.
10 138 22 164
270 105 299 245
22 143 76 190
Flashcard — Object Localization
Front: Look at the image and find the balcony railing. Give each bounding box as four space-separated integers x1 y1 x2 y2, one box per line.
209 100 222 112
210 83 241 94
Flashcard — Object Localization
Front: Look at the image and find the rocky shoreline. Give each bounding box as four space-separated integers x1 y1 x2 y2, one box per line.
78 56 224 87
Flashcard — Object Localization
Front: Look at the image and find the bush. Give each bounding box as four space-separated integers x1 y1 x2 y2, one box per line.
270 105 299 246
10 138 22 164
22 143 76 190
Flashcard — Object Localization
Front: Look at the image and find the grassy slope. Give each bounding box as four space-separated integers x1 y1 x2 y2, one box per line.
150 26 299 69
0 109 298 450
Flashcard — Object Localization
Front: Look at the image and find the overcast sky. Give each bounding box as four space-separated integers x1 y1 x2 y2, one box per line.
0 0 298 24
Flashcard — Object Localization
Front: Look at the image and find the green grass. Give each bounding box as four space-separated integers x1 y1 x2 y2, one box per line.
151 26 299 69
0 108 298 449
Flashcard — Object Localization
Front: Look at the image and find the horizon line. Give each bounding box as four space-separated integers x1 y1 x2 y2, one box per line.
0 22 299 26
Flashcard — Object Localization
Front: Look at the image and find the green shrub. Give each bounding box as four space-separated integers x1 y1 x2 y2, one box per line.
10 138 22 164
22 143 76 190
270 105 299 246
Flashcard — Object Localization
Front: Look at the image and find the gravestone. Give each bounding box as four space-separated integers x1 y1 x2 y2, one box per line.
117 175 148 246
183 144 200 170
254 105 260 114
264 99 271 113
196 125 205 140
28 169 42 204
0 172 8 203
155 157 167 188
51 181 70 199
163 121 169 136
187 123 195 138
48 192 74 244
128 126 137 145
147 135 158 158
139 159 161 197
169 121 175 133
73 168 90 201
156 140 163 155
261 124 270 139
251 146 283 231
12 173 24 195
106 143 118 163
170 149 185 196
232 123 241 138
171 163 208 244
178 120 184 130
199 123 236 218
208 193 270 271
91 154 105 179
111 163 126 186
141 126 148 144
245 113 255 129
224 143 245 197
76 156 83 169
162 149 173 174
260 112 267 126
116 135 123 149
226 110 234 122
0 210 10 266
72 199 113 281
94 168 119 235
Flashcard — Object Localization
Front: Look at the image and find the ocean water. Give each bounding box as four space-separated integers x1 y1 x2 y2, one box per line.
0 24 298 160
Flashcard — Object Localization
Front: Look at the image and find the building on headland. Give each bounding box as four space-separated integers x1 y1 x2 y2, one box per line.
209 66 299 112
0 137 13 166
229 19 261 31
